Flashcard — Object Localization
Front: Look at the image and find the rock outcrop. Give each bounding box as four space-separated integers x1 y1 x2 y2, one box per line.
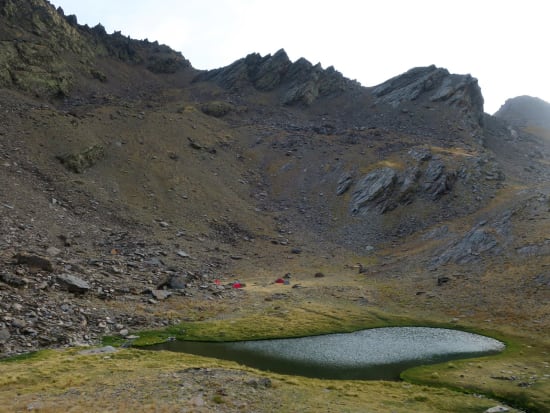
194 49 358 105
56 144 105 173
432 226 499 266
372 65 484 126
346 150 458 215
351 167 398 214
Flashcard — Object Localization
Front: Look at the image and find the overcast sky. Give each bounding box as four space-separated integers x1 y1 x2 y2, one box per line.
50 0 548 114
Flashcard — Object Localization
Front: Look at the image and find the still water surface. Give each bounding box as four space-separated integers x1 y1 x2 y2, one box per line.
149 327 504 380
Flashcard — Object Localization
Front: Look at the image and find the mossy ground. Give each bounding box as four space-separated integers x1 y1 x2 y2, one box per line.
2 292 548 412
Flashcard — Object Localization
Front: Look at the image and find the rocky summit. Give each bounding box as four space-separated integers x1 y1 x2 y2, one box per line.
0 1 549 412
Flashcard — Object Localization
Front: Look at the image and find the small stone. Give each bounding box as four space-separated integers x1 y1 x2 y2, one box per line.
0 328 11 343
11 318 27 328
159 221 169 228
11 303 23 311
190 395 205 407
176 250 190 258
46 246 62 257
246 378 272 388
485 406 509 413
151 290 172 300
78 346 117 356
119 329 129 337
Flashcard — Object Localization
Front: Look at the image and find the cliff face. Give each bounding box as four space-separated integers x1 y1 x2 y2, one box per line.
0 0 192 98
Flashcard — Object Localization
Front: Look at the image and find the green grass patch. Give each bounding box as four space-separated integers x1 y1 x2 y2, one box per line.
0 351 42 363
401 333 550 413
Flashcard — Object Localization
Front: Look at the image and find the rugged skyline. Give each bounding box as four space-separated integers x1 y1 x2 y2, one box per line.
49 0 550 114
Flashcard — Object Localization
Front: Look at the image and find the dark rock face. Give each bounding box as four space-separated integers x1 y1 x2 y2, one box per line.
194 49 358 105
347 151 460 216
351 167 398 214
372 65 484 126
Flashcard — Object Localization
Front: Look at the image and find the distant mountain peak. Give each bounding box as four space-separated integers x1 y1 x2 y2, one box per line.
494 95 550 130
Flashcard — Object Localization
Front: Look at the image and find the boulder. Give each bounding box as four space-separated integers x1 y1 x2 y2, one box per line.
0 272 27 287
157 274 187 290
57 274 90 294
14 253 54 272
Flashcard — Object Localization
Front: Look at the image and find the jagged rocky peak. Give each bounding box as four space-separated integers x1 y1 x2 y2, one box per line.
195 48 359 105
372 65 485 126
494 95 550 130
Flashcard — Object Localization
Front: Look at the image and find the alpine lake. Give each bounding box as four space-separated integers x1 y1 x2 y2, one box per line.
147 327 505 380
